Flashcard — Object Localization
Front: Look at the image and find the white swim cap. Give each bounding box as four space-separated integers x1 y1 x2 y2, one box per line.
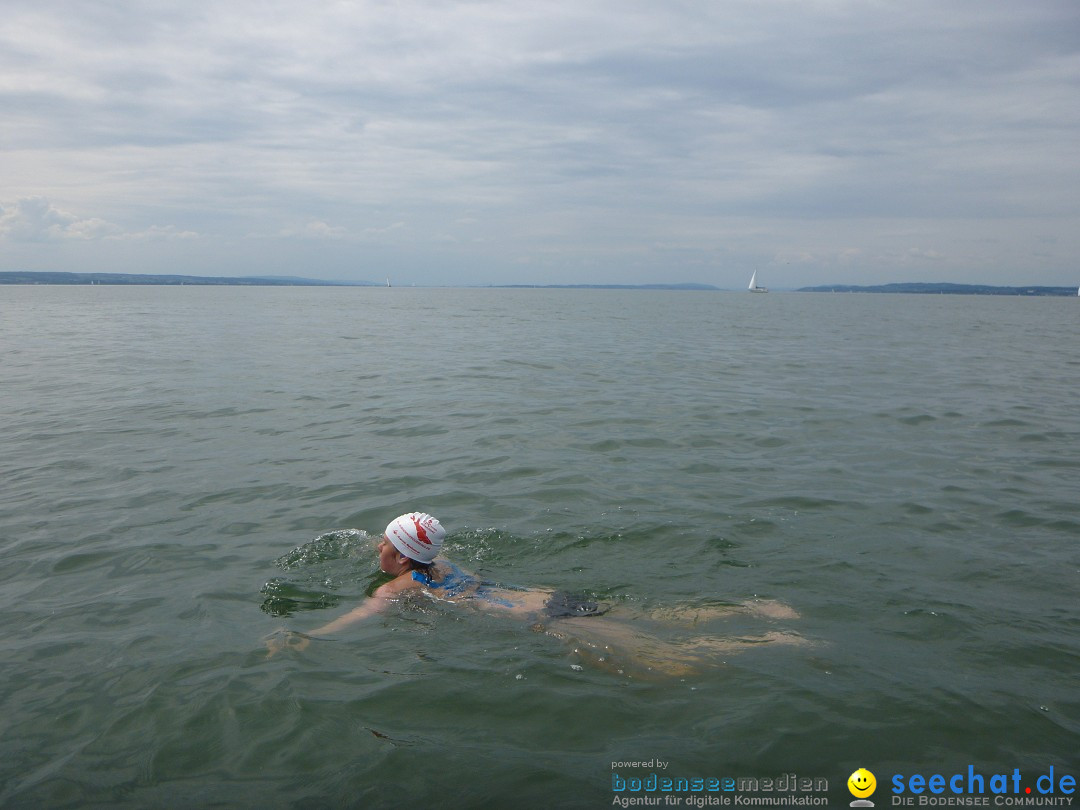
385 513 445 563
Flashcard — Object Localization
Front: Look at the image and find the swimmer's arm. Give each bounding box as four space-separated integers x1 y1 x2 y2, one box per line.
308 577 418 637
307 597 388 636
266 580 413 658
266 577 419 658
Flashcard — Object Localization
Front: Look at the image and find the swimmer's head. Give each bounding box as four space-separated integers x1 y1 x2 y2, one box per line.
385 513 445 564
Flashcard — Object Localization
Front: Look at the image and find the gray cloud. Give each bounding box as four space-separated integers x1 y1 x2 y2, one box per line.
0 197 121 241
0 197 197 242
1 0 1078 285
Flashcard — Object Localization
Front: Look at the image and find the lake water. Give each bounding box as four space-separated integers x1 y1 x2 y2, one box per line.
1 286 1077 808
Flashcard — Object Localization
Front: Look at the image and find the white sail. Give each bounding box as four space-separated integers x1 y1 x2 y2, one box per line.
748 271 757 290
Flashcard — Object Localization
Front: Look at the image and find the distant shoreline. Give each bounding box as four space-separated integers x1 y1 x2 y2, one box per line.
799 282 1076 297
489 283 719 290
0 271 377 287
0 272 1075 295
0 272 719 290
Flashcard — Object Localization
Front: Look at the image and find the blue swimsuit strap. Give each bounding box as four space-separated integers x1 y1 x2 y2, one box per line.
411 561 477 596
410 563 519 608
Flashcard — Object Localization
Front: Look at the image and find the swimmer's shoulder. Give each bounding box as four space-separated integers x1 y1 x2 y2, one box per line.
373 571 424 598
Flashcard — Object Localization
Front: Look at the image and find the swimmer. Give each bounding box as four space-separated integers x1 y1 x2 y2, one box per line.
264 512 806 676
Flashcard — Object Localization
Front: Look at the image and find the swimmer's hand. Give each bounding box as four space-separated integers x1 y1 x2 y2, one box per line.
264 629 311 659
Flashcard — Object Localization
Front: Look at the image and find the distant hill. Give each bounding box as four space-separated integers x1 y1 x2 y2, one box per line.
799 282 1076 297
0 271 378 286
0 272 723 289
493 283 720 290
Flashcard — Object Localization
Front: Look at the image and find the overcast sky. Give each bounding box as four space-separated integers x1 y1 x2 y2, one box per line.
2 0 1078 287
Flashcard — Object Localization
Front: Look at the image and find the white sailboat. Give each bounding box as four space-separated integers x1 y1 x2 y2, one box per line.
748 270 768 293
386 277 391 288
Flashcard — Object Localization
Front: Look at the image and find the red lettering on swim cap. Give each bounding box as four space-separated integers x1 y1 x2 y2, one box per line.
412 515 431 545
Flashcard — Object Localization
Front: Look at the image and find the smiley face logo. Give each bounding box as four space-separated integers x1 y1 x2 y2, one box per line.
848 768 877 798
